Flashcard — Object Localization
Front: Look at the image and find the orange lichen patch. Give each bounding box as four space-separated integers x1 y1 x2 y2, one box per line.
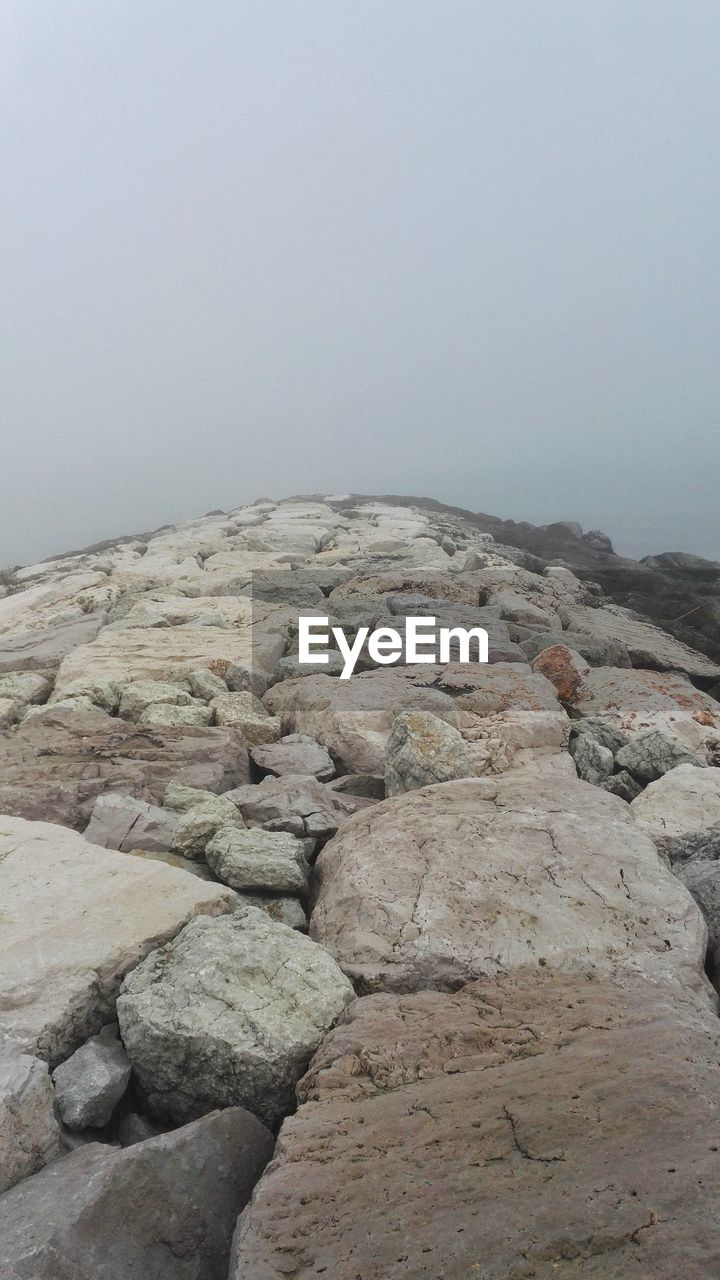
208 658 231 678
531 645 589 705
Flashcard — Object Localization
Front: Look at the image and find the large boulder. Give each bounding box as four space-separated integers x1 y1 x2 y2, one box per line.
615 729 705 783
0 615 103 674
0 1052 60 1194
230 973 720 1280
250 734 335 781
563 668 720 754
0 707 249 828
117 908 355 1128
0 816 236 1065
0 1107 273 1280
384 709 474 796
630 763 720 840
310 774 708 997
560 601 720 682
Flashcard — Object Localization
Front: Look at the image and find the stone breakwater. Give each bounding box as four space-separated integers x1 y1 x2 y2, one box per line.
0 495 719 1277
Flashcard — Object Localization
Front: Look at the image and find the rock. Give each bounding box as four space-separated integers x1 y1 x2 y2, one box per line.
272 650 347 682
0 707 249 828
226 774 356 841
0 615 103 675
49 675 121 713
118 679 193 720
140 701 213 728
114 1111 162 1147
83 793 179 853
561 601 720 682
235 894 308 930
51 1025 131 1130
310 774 708 997
630 763 720 840
187 667 228 701
250 733 335 781
0 697 17 728
676 860 720 977
0 671 52 707
569 732 614 783
224 661 270 699
231 973 720 1280
170 797 243 860
164 780 224 811
0 1107 273 1280
0 1053 60 1194
205 827 310 894
566 667 720 753
602 769 643 802
657 829 720 865
117 909 355 1128
519 629 631 667
0 815 236 1065
384 709 474 796
614 728 705 783
531 644 590 701
569 715 630 755
210 691 281 744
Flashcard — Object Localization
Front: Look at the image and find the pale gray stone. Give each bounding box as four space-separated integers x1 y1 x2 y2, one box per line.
210 691 281 744
140 701 213 728
83 793 179 853
206 826 309 893
0 1052 60 1194
235 894 308 930
170 798 243 860
630 764 720 840
187 667 228 701
569 733 614 784
250 733 335 781
385 709 474 796
118 679 193 720
52 1025 131 1130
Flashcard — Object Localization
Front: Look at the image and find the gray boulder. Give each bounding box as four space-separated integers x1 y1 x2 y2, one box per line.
206 827 309 894
569 716 630 756
0 1107 273 1280
51 1025 131 1131
657 829 720 866
676 860 720 976
235 894 308 930
118 679 193 720
226 774 357 841
384 709 474 797
251 733 335 781
601 769 643 802
569 733 614 785
170 797 243 861
140 701 213 728
83 793 179 853
117 908 355 1128
187 667 228 701
614 729 705 784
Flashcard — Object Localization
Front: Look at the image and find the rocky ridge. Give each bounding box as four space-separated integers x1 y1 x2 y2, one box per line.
0 494 719 1277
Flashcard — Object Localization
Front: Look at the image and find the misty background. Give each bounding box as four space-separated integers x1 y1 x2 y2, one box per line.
1 1 718 568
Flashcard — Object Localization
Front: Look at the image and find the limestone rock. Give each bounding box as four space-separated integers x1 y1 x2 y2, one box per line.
0 1107 273 1280
0 707 249 828
0 615 103 675
0 815 236 1065
657 829 720 865
602 768 643 802
569 732 614 784
310 775 708 996
231 974 720 1280
117 909 355 1127
235 894 308 930
83 793 179 853
170 797 243 860
187 667 228 701
564 668 720 753
384 709 474 796
210 691 281 744
630 763 720 839
0 1053 60 1194
615 728 705 783
676 860 720 977
118 679 193 720
226 774 357 841
0 697 18 728
205 827 309 894
51 1025 131 1130
0 670 52 708
140 701 213 728
250 733 335 781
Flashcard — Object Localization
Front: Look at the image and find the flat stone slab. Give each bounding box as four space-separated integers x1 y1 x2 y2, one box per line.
0 816 236 1065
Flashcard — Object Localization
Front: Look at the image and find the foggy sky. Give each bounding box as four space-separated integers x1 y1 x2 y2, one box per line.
1 1 719 568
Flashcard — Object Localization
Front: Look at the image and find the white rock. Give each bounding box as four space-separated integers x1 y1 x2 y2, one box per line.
630 764 720 840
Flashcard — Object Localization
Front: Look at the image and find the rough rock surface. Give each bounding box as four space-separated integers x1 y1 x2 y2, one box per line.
0 1052 60 1194
0 815 236 1064
614 728 705 782
226 773 361 840
630 763 720 839
569 731 614 783
51 1025 131 1130
83 792 179 853
251 733 335 780
310 774 708 996
117 907 355 1127
0 707 249 828
384 709 474 795
0 1107 273 1280
205 826 310 893
565 668 720 753
231 973 720 1280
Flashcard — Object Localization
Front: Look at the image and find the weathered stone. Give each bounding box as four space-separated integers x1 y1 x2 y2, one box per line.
117 908 355 1128
187 667 228 701
51 1025 131 1130
0 816 236 1065
569 715 630 755
562 600 720 681
615 728 705 783
206 827 309 893
49 675 121 713
210 691 281 744
565 667 720 753
310 774 708 996
231 974 720 1280
0 615 103 674
0 1107 273 1280
164 780 224 811
0 707 249 828
226 774 357 840
601 768 643 802
170 797 243 860
519 628 631 668
0 1053 60 1194
385 709 474 796
0 671 52 707
0 697 17 728
83 793 179 853
531 643 590 702
118 679 193 720
235 894 308 930
657 828 720 865
630 763 720 840
250 733 335 781
569 732 614 783
676 860 720 977
272 650 346 682
140 700 213 728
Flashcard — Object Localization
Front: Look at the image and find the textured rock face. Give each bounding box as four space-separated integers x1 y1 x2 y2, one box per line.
384 709 474 796
205 826 310 893
566 668 720 753
630 763 720 839
231 974 720 1280
117 908 355 1127
51 1025 131 1130
0 1108 274 1280
226 773 361 840
0 1053 60 1194
83 792 179 852
0 816 236 1064
251 733 335 780
0 707 249 828
310 774 708 996
614 728 706 782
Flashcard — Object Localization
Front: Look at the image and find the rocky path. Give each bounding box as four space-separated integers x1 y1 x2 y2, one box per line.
0 496 719 1277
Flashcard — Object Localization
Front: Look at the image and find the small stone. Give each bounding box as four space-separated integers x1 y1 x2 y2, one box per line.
569 734 615 784
206 826 310 894
52 1025 131 1131
251 734 335 781
0 1052 60 1193
187 668 228 702
210 692 281 745
171 799 243 861
118 680 193 720
601 769 643 802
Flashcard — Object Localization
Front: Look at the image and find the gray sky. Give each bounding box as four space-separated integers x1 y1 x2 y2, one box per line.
2 1 719 567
